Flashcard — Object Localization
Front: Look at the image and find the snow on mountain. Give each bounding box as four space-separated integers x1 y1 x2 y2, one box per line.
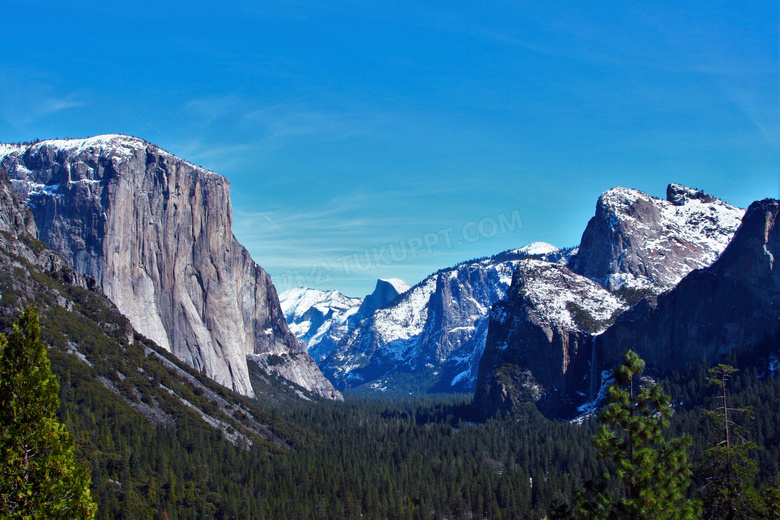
354 278 412 326
517 242 559 258
279 287 362 362
320 249 539 393
570 184 744 293
474 258 628 417
382 278 411 294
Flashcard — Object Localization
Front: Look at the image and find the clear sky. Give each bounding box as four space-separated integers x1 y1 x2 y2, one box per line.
1 1 777 297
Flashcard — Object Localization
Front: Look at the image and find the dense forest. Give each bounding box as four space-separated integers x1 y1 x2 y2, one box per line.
0 233 778 518
51 348 780 519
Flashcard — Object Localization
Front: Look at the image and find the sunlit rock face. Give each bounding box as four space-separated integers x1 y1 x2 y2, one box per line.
1 135 341 400
570 184 744 294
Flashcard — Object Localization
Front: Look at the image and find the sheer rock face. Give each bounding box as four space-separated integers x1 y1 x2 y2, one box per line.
569 184 744 293
0 135 341 400
474 259 625 418
593 199 780 384
355 278 411 322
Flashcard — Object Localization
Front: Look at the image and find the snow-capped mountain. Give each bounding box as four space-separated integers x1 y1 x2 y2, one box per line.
320 245 565 393
475 184 749 418
570 184 744 293
279 287 362 362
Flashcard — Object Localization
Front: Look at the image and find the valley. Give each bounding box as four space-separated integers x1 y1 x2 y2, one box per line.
1 136 778 519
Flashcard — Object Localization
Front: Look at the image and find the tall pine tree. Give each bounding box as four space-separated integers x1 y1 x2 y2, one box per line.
0 307 97 519
698 364 763 519
580 350 699 520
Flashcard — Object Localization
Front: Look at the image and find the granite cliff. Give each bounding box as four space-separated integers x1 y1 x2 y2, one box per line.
475 184 748 418
0 135 340 400
593 198 780 384
570 184 744 293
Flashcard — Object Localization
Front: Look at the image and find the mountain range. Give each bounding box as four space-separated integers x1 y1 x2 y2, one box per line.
2 134 776 422
283 185 747 403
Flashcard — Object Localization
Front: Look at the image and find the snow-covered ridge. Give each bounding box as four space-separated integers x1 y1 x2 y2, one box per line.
0 134 220 181
516 258 625 333
578 184 745 292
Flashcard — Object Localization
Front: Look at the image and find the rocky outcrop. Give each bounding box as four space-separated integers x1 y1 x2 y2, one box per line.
0 166 37 238
570 184 744 293
473 259 625 418
0 135 340 400
593 199 780 384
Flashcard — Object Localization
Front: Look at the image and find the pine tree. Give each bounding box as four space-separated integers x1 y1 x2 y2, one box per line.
698 364 763 519
0 307 97 519
581 350 699 520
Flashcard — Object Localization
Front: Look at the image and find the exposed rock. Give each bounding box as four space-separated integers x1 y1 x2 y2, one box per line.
0 135 340 400
569 184 744 293
0 166 37 238
473 259 625 418
593 198 780 385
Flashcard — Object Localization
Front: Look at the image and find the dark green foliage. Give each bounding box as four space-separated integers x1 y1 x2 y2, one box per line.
611 286 656 307
698 365 767 519
565 301 622 334
0 308 97 519
581 350 700 520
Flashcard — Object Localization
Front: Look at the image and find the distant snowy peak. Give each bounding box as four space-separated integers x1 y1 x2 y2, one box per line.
279 287 362 362
571 184 745 292
279 286 361 323
517 242 559 257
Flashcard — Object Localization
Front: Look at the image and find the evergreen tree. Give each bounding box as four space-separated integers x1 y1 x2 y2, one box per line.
698 364 763 519
581 350 699 520
0 307 97 519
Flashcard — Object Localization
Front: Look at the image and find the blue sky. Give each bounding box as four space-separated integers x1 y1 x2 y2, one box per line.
1 1 777 296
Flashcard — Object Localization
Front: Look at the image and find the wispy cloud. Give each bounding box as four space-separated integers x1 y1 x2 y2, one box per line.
0 65 87 130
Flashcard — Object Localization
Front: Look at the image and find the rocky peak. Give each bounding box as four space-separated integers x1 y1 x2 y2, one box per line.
0 135 341 401
666 183 717 206
569 184 744 293
355 278 411 321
